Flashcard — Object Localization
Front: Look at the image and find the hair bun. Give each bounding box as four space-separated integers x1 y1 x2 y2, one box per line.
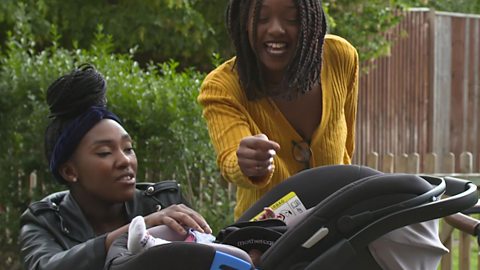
47 64 107 119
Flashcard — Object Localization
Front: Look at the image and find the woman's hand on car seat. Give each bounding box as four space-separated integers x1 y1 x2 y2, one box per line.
144 204 212 236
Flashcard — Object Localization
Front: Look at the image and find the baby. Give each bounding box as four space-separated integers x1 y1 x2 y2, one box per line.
127 215 257 268
127 207 298 267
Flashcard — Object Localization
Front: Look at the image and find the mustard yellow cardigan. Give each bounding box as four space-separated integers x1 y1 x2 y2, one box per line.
198 34 359 219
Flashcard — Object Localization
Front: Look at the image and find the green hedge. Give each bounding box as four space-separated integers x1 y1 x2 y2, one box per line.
0 24 234 269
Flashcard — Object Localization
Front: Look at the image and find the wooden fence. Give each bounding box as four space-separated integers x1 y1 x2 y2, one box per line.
363 150 480 270
355 9 480 174
354 9 480 269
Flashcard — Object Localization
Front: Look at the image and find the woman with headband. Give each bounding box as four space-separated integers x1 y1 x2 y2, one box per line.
19 65 212 270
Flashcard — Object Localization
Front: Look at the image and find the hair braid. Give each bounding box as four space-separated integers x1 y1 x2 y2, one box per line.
287 0 324 98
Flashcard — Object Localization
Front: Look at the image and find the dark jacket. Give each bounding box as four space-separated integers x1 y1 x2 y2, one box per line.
19 181 186 270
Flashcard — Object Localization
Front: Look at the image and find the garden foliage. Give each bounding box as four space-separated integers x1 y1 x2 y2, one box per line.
5 0 478 67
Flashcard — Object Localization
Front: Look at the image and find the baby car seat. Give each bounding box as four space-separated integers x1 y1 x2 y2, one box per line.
218 165 477 270
105 165 477 270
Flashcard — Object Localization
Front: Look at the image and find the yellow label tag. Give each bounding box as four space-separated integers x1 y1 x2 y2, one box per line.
251 191 307 224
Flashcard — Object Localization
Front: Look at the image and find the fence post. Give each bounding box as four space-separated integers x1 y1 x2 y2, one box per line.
424 152 437 174
440 223 455 270
366 152 379 170
394 153 408 173
29 171 37 198
459 152 473 175
408 152 420 174
441 153 456 270
382 153 394 173
442 152 456 174
459 152 473 270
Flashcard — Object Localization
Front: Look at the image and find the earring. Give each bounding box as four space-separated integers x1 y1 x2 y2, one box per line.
72 177 77 182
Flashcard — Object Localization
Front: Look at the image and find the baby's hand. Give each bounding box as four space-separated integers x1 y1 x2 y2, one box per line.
258 207 282 220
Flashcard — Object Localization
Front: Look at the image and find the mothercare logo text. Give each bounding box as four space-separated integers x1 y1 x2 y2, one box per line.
237 239 274 246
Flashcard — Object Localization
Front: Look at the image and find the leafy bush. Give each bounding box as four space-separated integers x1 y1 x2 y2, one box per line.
8 0 473 69
0 24 234 269
0 0 229 70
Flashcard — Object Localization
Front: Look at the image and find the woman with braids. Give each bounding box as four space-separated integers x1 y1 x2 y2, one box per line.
19 64 213 270
198 0 359 219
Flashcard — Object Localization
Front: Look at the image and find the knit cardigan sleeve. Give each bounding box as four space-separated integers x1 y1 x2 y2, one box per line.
198 59 273 189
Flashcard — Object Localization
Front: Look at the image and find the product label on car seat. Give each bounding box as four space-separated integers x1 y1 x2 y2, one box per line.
251 192 307 225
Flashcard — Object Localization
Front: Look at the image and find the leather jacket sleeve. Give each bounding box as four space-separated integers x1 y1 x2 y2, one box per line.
20 210 107 270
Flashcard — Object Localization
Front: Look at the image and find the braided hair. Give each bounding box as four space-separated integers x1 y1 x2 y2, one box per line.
226 0 327 100
44 64 107 183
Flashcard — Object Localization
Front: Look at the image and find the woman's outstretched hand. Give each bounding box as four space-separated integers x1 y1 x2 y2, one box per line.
237 134 281 180
144 204 212 236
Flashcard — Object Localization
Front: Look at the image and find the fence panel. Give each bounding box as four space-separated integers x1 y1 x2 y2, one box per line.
355 9 480 173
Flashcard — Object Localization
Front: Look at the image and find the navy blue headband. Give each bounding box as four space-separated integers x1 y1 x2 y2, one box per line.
49 106 121 182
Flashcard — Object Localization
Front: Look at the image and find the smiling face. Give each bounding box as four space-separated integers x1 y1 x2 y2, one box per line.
248 0 299 83
61 119 137 204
